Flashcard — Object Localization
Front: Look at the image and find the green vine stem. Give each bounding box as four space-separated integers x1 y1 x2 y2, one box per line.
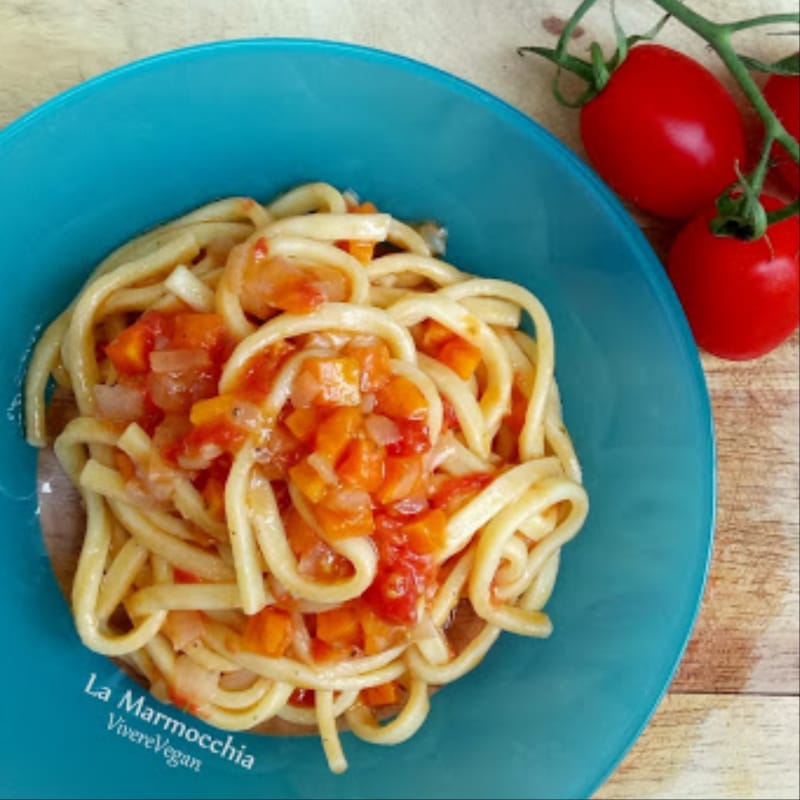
521 0 800 239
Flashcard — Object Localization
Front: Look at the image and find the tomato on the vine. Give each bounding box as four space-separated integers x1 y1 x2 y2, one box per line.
667 194 799 360
763 71 800 194
580 44 746 219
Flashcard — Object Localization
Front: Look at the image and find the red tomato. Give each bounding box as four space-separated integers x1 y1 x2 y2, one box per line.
580 44 746 218
763 71 800 194
667 194 799 360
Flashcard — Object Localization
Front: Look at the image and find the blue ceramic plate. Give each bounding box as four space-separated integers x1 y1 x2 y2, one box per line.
0 39 714 799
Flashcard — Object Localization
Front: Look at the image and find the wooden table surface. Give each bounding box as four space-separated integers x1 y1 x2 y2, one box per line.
1 1 797 797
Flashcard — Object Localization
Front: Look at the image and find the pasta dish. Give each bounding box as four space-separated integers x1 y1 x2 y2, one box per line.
25 182 588 772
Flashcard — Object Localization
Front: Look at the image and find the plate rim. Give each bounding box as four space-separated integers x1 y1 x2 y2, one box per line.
0 36 716 799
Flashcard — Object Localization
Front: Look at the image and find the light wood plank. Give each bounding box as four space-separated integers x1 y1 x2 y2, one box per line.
596 694 800 800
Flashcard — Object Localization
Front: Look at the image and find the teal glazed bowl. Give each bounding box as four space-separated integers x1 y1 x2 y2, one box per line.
0 39 714 799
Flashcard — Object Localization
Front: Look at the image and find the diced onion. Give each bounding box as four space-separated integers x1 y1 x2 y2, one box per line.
414 221 448 256
307 452 339 486
163 610 205 650
290 369 320 408
323 487 371 513
172 653 219 708
93 383 144 422
219 669 259 692
365 414 401 446
150 348 211 373
178 442 223 471
360 393 377 414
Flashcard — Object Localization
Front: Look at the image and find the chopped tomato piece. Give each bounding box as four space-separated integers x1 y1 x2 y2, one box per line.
375 375 427 420
284 406 319 443
361 681 401 707
315 606 362 649
430 472 494 514
289 688 316 707
241 608 293 658
403 508 447 554
436 338 482 379
344 341 392 392
337 438 385 492
289 459 329 504
385 418 431 456
376 455 423 505
237 341 296 397
311 637 340 662
506 382 529 435
314 407 362 463
441 398 460 432
173 568 201 584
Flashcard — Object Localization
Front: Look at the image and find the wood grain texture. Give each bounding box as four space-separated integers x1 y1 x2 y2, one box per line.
1 1 798 798
595 694 800 800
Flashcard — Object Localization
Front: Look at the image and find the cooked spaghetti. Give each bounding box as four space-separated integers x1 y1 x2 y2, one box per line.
25 182 588 772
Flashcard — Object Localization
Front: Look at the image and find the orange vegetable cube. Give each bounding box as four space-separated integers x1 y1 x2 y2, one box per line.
189 394 237 427
289 459 329 503
284 407 319 443
420 318 454 352
105 322 154 375
315 407 363 464
284 507 320 557
241 607 293 657
201 475 226 521
436 338 482 380
298 357 361 407
315 606 362 648
113 450 137 482
345 341 392 392
361 681 401 707
375 376 427 420
348 240 375 265
337 438 385 492
403 508 448 554
315 493 374 539
352 201 378 214
375 455 423 505
171 313 227 352
360 607 399 655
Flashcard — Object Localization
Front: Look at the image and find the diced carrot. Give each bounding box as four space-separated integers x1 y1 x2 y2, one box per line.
375 375 427 420
284 507 321 557
436 338 482 380
347 240 375 265
105 318 158 375
241 607 293 658
352 201 378 214
311 637 340 662
375 455 423 505
284 407 319 443
360 606 399 655
403 508 447 554
171 313 227 353
337 438 385 492
314 407 362 463
189 395 237 427
361 681 401 707
201 475 226 521
345 341 392 392
315 606 362 648
420 319 454 352
113 450 136 482
289 459 329 503
315 492 374 539
297 357 361 407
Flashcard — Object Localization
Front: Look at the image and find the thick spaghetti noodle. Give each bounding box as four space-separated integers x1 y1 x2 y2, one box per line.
25 182 588 772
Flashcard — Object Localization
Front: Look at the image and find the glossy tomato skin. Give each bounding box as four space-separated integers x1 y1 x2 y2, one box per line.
667 195 799 360
763 72 800 194
580 44 746 219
